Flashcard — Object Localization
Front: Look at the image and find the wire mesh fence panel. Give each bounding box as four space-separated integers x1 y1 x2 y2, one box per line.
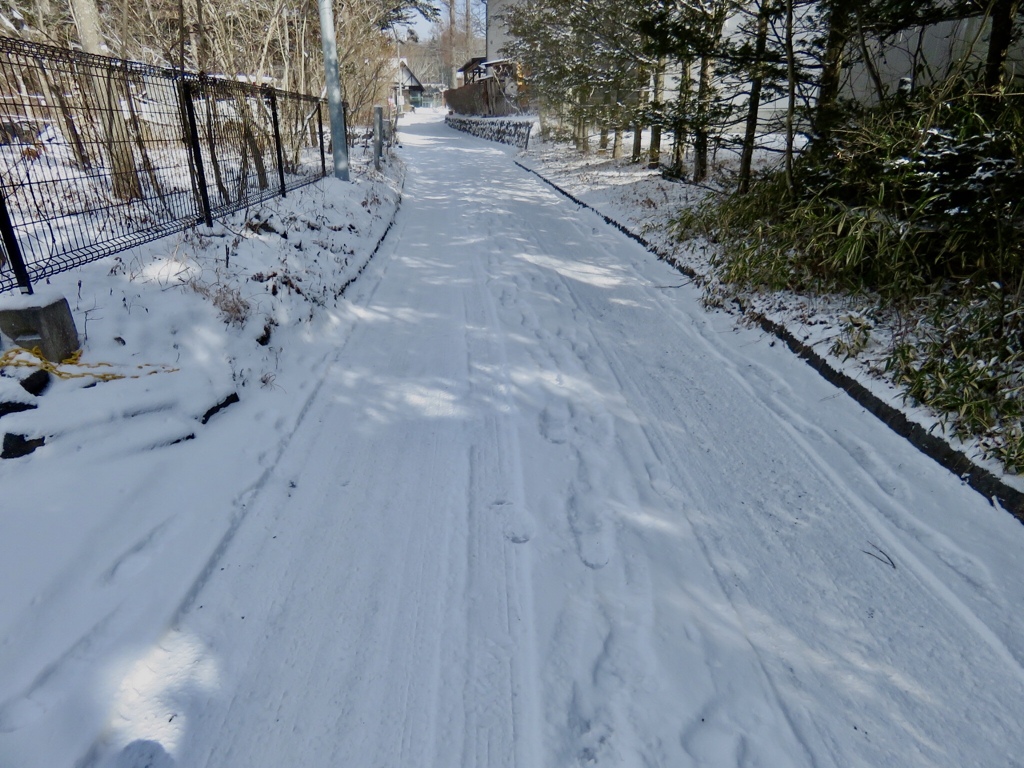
0 39 200 292
190 78 277 217
0 36 329 294
276 92 328 189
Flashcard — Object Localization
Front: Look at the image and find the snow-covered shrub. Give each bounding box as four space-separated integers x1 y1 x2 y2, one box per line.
889 283 1024 473
675 80 1024 473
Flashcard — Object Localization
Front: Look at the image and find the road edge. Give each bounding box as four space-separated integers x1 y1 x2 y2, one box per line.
513 160 1024 522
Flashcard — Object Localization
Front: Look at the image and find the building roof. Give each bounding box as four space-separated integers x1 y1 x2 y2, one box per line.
397 60 424 92
457 56 488 74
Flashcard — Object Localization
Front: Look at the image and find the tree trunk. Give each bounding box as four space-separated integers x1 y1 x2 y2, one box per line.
36 62 91 170
69 0 142 201
255 0 287 87
194 0 207 72
238 95 269 190
671 58 691 178
125 76 167 204
671 133 684 177
95 66 143 201
575 110 589 154
785 0 796 192
693 5 726 183
632 80 647 163
814 0 853 139
985 0 1021 92
204 94 229 204
448 0 458 88
599 92 611 150
693 54 713 182
177 0 186 69
739 0 771 194
648 57 665 169
856 16 886 102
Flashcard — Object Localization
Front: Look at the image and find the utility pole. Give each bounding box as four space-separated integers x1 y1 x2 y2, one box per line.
318 0 350 181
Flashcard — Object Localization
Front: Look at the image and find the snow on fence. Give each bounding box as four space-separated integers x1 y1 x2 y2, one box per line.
444 115 534 151
0 36 330 295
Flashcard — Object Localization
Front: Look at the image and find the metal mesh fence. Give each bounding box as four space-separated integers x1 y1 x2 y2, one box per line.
0 36 328 294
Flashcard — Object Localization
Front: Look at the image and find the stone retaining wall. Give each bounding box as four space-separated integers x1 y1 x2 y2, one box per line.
444 116 534 150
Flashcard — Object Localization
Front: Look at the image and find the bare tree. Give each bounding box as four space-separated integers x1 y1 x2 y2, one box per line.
68 0 143 199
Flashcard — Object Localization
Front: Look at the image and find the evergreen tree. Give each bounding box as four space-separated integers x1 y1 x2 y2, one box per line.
505 0 652 152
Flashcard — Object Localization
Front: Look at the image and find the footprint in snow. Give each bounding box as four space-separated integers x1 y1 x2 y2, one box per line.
645 461 674 496
568 493 612 570
540 402 571 444
490 499 535 544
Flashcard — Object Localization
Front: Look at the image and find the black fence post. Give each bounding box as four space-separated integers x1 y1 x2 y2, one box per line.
181 80 213 227
267 89 287 198
318 101 327 177
0 187 32 295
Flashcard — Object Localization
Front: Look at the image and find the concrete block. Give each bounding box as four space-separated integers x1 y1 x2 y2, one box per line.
0 295 80 362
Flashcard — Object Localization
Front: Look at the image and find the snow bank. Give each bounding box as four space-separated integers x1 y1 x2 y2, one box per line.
0 152 403 766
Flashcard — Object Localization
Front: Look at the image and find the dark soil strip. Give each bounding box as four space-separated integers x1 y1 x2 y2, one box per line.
335 172 405 299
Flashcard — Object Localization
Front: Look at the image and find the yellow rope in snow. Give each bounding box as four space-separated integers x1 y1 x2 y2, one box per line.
0 347 179 382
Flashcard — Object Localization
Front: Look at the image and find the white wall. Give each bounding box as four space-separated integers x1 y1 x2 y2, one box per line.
846 17 1024 102
485 0 519 61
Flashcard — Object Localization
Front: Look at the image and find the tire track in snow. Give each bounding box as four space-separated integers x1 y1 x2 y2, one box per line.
500 218 817 766
534 201 1024 766
68 192 411 768
544 273 825 766
479 194 798 766
612 218 1024 690
542 168 1024 693
548 255 841 764
461 246 543 768
491 251 619 574
78 184 485 767
482 206 647 764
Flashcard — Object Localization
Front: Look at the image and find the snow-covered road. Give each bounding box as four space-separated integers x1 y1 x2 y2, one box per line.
7 114 1024 767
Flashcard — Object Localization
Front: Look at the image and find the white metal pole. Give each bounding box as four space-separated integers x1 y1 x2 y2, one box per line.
318 0 350 181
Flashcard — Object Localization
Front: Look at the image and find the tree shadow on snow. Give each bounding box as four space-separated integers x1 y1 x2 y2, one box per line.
114 739 175 768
